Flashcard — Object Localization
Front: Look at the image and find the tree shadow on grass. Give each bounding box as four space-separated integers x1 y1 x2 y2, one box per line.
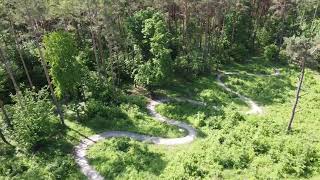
158 101 225 138
224 74 296 106
161 75 254 110
70 100 185 139
88 138 167 179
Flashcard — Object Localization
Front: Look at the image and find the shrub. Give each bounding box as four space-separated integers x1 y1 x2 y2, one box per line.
264 44 280 62
229 44 248 62
174 51 208 78
85 99 126 121
279 50 290 64
10 88 60 151
84 71 119 104
87 138 165 179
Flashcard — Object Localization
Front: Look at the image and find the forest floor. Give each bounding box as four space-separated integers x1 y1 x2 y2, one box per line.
1 59 320 179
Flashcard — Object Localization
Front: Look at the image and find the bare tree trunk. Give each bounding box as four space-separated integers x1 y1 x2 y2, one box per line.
0 128 12 146
0 47 21 94
88 0 101 73
312 2 319 27
183 0 189 54
75 22 83 47
0 99 12 129
90 29 100 72
288 60 305 131
10 21 33 88
97 29 105 68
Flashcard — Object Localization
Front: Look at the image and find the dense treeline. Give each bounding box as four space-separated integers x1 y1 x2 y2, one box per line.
0 0 320 179
0 0 319 96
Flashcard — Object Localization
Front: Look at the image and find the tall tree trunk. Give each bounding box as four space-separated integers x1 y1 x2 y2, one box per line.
90 29 100 72
183 0 189 53
10 21 33 88
0 47 21 94
75 21 83 47
0 99 12 129
312 2 319 27
97 29 105 68
107 38 115 85
89 0 101 73
0 128 12 146
288 60 305 131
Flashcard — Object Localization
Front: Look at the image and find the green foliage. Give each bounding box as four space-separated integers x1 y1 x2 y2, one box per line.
87 138 165 179
284 35 316 66
0 151 84 179
128 9 172 88
257 27 274 48
174 51 206 78
9 88 59 151
84 71 118 104
43 31 83 98
264 44 280 62
223 3 254 61
1 1 320 179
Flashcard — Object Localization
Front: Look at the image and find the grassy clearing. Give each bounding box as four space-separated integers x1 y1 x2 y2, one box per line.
87 61 320 179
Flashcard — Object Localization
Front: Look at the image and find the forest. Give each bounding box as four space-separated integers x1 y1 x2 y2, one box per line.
0 0 320 179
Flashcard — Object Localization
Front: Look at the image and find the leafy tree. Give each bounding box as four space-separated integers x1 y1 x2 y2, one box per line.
43 31 83 99
10 88 60 151
223 1 254 61
128 9 172 90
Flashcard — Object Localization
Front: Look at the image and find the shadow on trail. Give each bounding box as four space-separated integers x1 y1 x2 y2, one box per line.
66 126 98 143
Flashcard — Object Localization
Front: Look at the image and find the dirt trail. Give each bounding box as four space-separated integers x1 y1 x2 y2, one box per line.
217 70 280 114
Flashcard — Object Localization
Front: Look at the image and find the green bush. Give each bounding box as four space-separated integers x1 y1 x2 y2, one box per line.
87 138 165 179
174 51 208 78
228 44 249 62
84 71 119 104
10 88 60 151
263 44 280 62
85 99 126 121
279 50 290 64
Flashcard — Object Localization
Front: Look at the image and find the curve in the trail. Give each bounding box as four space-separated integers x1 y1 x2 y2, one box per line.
74 98 197 180
217 70 280 115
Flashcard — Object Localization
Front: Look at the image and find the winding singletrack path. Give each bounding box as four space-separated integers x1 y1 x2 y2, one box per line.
74 69 280 179
217 70 280 114
74 98 197 180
